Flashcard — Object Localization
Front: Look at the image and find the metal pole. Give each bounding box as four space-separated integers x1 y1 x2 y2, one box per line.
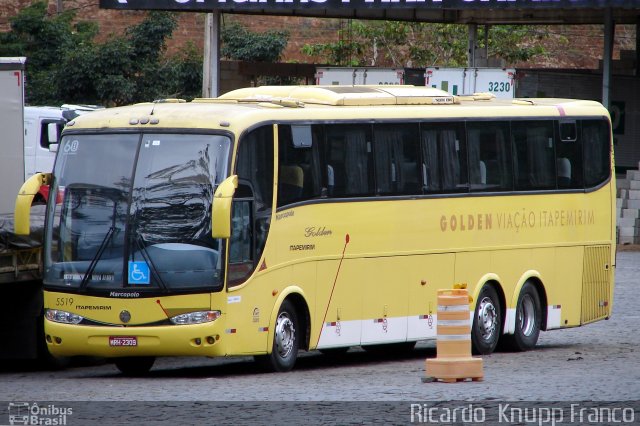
483 24 489 66
468 24 477 68
636 16 640 77
202 11 221 98
602 8 614 110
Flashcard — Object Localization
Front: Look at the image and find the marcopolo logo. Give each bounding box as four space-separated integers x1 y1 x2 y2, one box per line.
7 402 73 425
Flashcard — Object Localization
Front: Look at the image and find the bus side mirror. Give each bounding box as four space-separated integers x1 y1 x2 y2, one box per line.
47 122 60 151
15 173 51 235
211 175 238 239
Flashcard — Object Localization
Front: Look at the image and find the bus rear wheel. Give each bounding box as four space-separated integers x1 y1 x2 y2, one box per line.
256 300 299 372
114 356 155 376
471 285 502 355
503 282 542 351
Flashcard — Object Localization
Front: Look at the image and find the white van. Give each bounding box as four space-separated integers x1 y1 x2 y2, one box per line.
23 105 101 202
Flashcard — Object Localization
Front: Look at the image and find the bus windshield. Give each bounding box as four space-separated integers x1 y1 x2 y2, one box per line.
44 133 231 294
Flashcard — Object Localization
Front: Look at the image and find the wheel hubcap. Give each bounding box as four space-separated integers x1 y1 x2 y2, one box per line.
477 296 497 342
275 312 295 358
518 294 536 337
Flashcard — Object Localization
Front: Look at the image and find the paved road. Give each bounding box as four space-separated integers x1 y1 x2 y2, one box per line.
1 252 638 424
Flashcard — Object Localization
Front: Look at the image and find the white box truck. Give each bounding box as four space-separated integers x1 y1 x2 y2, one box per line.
425 67 516 99
0 57 27 215
315 67 425 86
0 57 43 361
0 57 98 361
1 58 101 211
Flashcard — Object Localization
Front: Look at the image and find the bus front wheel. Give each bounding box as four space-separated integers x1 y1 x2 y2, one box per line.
471 285 502 355
256 300 299 372
114 356 155 376
503 282 542 351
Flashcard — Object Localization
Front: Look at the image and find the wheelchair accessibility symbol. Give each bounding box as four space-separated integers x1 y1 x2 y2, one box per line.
128 261 150 285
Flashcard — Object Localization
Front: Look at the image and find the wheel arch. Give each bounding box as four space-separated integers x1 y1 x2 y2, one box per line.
505 272 548 334
471 273 507 332
267 286 311 352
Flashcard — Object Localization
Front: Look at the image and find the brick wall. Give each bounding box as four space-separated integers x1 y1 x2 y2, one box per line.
0 0 339 61
0 0 206 55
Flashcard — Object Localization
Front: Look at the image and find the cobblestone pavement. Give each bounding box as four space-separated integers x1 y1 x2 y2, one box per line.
0 252 638 424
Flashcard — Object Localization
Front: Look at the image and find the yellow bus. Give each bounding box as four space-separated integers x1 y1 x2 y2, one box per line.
15 86 616 374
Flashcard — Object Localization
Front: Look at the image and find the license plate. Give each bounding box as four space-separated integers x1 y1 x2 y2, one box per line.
109 336 138 347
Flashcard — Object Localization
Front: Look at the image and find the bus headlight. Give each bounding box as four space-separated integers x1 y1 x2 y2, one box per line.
45 309 84 324
170 310 221 325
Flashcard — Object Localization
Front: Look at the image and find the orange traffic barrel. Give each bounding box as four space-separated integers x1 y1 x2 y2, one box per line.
424 288 483 383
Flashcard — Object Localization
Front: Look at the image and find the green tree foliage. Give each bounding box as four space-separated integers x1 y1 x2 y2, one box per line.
221 22 289 62
0 1 97 104
0 2 202 106
302 20 549 67
302 37 363 67
164 42 206 99
486 26 548 64
220 21 296 85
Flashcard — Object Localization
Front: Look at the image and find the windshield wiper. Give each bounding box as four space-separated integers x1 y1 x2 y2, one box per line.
80 226 118 290
78 187 122 290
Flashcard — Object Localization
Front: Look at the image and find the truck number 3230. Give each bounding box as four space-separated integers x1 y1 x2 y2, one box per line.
488 81 511 92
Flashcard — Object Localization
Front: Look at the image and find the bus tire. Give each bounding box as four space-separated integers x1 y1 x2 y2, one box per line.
256 299 299 372
114 356 155 376
503 282 542 351
471 285 502 355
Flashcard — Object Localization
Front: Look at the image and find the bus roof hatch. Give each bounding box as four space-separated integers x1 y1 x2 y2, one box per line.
218 85 459 107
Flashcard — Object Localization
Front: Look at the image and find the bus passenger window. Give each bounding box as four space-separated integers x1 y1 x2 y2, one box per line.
467 122 512 191
279 165 304 204
512 121 556 190
324 124 374 197
421 130 440 192
420 123 467 193
556 120 583 189
373 124 420 195
582 119 611 188
326 164 335 196
277 125 322 207
440 129 466 191
556 157 572 187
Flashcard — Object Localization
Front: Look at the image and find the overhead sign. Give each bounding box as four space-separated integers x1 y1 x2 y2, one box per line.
100 0 640 11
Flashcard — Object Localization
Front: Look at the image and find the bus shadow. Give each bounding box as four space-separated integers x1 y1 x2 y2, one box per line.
0 356 105 374
81 340 590 380
90 346 438 379
297 345 438 371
